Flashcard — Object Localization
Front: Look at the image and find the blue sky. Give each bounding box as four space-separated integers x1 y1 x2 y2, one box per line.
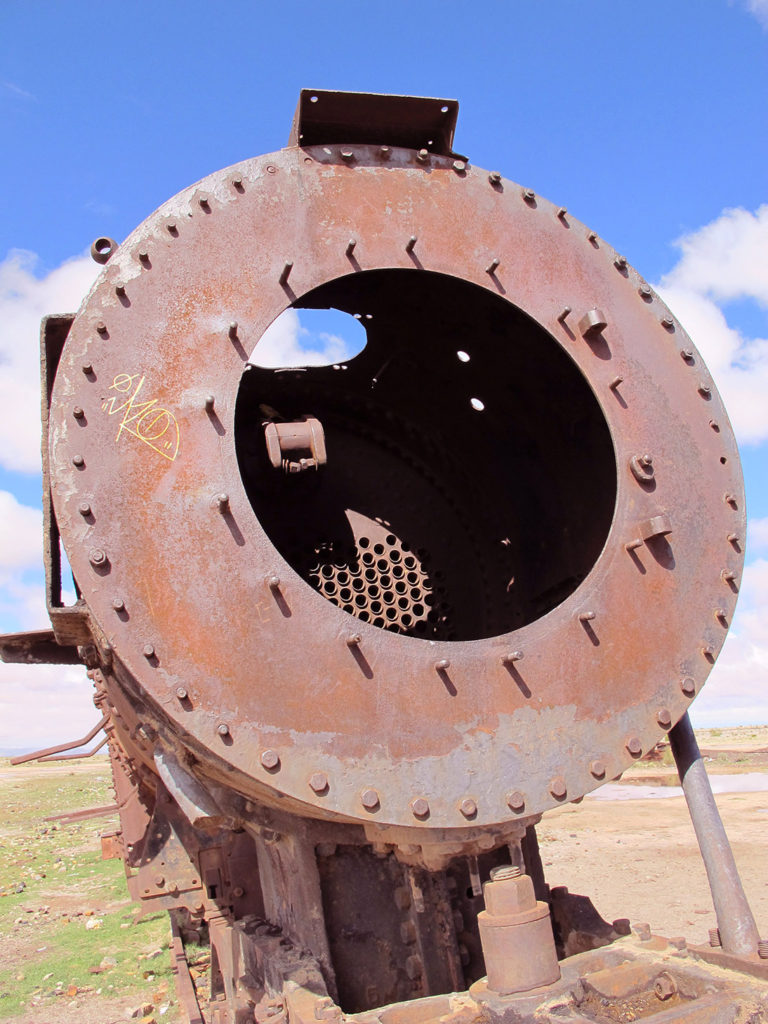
1 0 767 747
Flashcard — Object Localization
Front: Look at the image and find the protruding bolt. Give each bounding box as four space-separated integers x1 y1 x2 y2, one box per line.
267 575 281 590
758 939 768 959
550 777 567 799
459 797 477 818
232 175 243 189
406 235 417 252
228 320 238 338
501 651 523 665
639 283 652 298
661 315 675 330
452 159 466 173
73 406 85 419
138 250 149 265
626 737 642 756
699 382 712 396
279 261 293 285
198 194 210 209
155 875 165 887
346 634 362 648
522 187 535 202
681 677 696 697
72 454 85 467
725 493 738 508
78 502 91 517
416 148 429 163
175 686 188 701
654 972 676 1001
232 886 244 898
410 796 429 818
715 608 727 623
485 257 500 275
680 348 694 361
557 206 567 220
710 419 720 431
346 238 356 256
435 658 450 671
379 145 391 159
216 493 229 511
204 395 215 412
488 171 502 185
721 569 736 583
587 230 599 245
361 788 379 810
709 927 722 947
614 254 627 269
491 865 523 881
625 538 643 551
217 723 230 737
261 749 280 770
115 280 126 297
579 611 596 622
702 645 716 659
167 220 177 234
727 533 740 545
657 708 672 729
111 597 125 612
143 644 155 659
89 548 107 567
82 362 93 375
340 149 354 163
590 760 606 779
507 790 525 811
610 376 624 390
96 321 108 334
309 771 328 793
557 306 571 323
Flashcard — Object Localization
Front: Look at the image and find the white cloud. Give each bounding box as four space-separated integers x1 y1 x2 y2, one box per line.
0 490 41 571
0 250 98 473
250 307 356 368
690 558 768 727
655 205 768 445
748 516 768 555
744 0 768 28
0 662 94 753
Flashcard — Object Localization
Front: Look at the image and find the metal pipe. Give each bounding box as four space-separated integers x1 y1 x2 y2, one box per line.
669 711 760 957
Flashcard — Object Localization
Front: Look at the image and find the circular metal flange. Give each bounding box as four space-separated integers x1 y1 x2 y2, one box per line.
49 145 745 829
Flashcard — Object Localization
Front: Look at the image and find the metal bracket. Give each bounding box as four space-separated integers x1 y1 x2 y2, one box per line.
264 415 327 474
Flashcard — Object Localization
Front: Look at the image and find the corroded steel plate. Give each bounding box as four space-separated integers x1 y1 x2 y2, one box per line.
49 143 745 829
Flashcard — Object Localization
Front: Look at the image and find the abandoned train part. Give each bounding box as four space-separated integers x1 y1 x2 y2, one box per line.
2 89 766 1023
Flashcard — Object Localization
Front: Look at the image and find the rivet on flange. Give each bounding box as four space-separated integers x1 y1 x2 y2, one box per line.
459 798 477 818
416 148 429 163
72 455 85 467
73 406 85 419
587 231 599 246
340 150 355 163
639 283 652 299
488 171 502 185
379 146 391 160
590 760 606 779
721 569 737 584
138 250 150 265
115 281 126 296
727 533 740 546
507 790 525 812
82 362 93 375
361 788 380 810
96 321 108 335
143 644 155 659
175 687 188 701
309 771 329 794
724 493 738 509
452 159 466 173
681 677 696 697
550 778 567 799
410 797 429 818
614 254 627 270
521 187 535 202
217 723 230 737
111 598 125 612
78 502 91 517
657 708 672 729
261 749 280 770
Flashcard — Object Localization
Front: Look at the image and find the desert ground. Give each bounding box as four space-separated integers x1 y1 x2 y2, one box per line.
1 725 766 1023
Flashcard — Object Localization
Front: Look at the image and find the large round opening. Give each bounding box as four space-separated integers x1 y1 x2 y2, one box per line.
235 270 616 641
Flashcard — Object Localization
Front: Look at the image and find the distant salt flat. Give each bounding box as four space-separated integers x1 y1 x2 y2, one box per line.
588 772 768 801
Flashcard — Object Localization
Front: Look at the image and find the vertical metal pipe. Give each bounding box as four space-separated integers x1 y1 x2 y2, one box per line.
669 712 760 956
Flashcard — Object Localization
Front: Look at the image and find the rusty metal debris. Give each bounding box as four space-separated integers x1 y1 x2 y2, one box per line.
1 88 765 1022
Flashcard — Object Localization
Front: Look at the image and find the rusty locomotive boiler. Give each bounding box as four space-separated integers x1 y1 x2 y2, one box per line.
3 90 767 1023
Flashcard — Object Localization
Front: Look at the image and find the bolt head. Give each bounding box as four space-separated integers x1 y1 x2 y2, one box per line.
657 708 672 729
522 187 535 201
198 194 210 207
232 885 244 898
154 875 165 887
459 797 477 818
626 737 643 756
590 760 606 779
217 723 230 737
143 644 155 658
261 749 280 770
216 493 229 511
488 171 502 185
309 771 328 794
175 687 188 700
82 362 93 375
435 658 450 671
507 790 525 811
111 597 125 612
72 454 85 467
452 159 466 172
267 575 281 590
73 406 85 419
346 634 362 647
96 321 107 334
115 281 125 295
78 502 91 516
681 677 696 697
417 148 429 162
410 796 429 818
502 650 523 664
89 548 106 567
550 777 567 799
361 788 379 810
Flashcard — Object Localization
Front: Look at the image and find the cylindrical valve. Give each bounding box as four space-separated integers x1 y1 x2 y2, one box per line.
477 866 560 994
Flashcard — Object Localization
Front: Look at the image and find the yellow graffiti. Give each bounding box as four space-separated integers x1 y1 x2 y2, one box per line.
102 372 180 462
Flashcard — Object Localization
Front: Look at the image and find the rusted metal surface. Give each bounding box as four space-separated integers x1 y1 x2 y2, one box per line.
5 89 765 1022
